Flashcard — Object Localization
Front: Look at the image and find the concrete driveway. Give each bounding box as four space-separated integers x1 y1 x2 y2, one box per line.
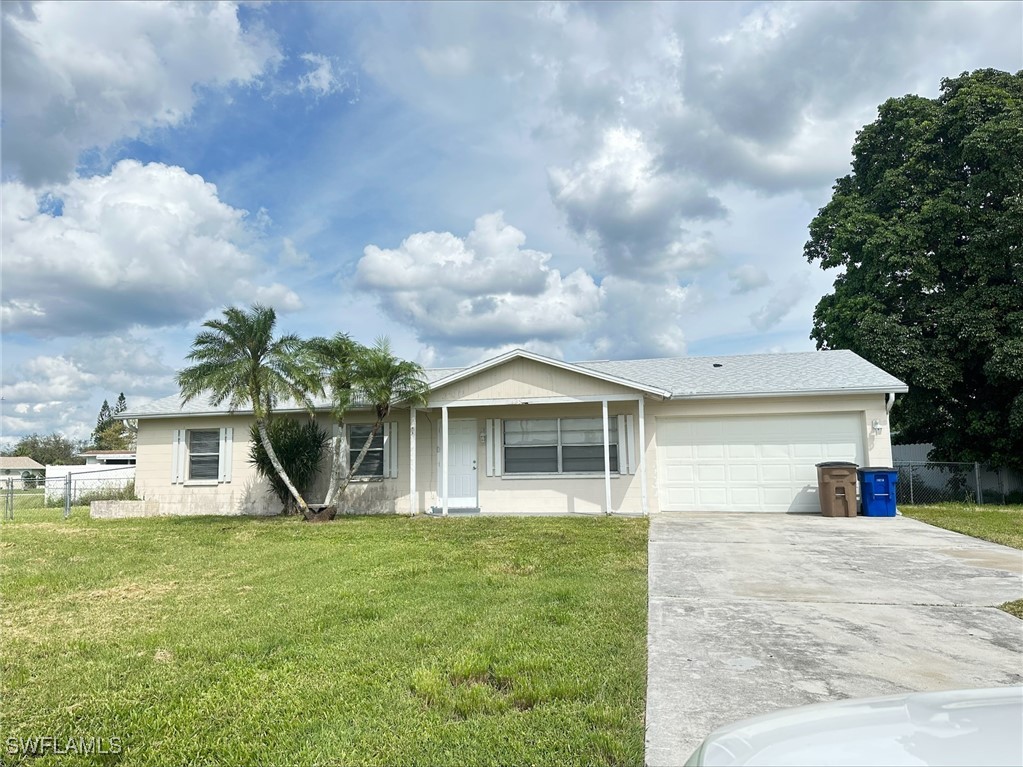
645 513 1023 766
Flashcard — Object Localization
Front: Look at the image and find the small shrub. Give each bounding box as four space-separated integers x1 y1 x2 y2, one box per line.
79 479 138 505
249 419 327 514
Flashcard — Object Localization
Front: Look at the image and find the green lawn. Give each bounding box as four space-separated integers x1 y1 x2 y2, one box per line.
900 503 1023 619
1 510 648 766
899 503 1023 550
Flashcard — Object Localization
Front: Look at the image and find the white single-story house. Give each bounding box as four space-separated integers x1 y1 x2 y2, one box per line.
121 349 908 517
0 457 45 489
78 450 137 466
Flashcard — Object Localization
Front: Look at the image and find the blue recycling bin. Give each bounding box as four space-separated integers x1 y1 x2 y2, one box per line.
857 467 898 517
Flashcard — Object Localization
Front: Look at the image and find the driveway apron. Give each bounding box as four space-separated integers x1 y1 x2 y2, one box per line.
645 513 1023 766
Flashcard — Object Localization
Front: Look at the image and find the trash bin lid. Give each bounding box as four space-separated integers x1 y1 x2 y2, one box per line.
816 461 858 468
857 466 896 472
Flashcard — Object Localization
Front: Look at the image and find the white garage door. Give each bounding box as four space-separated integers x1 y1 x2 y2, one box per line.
657 413 865 512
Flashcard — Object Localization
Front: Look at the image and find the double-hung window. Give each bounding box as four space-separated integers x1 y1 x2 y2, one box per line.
503 418 618 474
348 424 384 478
188 429 220 480
172 427 232 484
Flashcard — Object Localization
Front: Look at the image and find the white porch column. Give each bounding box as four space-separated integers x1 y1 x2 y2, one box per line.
638 396 648 516
441 405 449 517
602 398 612 515
409 406 417 516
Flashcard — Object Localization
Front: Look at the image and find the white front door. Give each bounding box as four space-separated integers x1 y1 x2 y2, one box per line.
444 419 478 508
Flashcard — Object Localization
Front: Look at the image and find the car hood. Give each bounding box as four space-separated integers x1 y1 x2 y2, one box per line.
685 686 1023 766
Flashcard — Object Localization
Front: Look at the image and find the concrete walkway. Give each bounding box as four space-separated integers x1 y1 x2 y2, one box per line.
645 513 1023 766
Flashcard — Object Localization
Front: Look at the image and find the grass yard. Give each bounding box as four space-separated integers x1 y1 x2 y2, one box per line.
900 503 1023 619
1 510 648 766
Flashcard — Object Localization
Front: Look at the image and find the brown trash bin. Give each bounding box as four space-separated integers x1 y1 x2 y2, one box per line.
816 462 859 517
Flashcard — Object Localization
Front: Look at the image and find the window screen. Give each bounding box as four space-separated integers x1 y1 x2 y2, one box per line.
349 425 384 477
188 429 220 480
503 418 618 474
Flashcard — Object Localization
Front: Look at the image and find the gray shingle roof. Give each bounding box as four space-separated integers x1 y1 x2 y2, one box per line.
122 349 906 418
0 457 45 470
577 350 907 398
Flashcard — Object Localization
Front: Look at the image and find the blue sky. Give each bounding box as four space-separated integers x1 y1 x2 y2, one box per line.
2 0 1021 445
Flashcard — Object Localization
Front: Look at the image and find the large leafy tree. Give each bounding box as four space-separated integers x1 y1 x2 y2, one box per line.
1 433 85 465
177 305 319 512
310 337 429 508
805 69 1022 469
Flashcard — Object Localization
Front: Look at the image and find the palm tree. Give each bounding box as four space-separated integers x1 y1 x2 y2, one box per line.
306 333 362 507
327 338 430 506
176 304 319 514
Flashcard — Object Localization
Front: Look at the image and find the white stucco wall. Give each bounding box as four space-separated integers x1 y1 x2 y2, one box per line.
134 412 412 516
132 365 895 517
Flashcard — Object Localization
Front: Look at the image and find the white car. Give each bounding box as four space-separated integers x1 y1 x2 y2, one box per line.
684 686 1023 766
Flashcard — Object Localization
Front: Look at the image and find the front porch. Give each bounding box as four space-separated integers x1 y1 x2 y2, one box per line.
408 395 651 517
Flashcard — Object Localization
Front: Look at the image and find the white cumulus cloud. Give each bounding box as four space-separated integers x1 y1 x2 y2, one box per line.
1 0 281 185
357 212 601 349
1 160 300 336
548 127 725 278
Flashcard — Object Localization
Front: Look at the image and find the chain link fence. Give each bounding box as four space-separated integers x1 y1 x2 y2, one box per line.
3 470 136 521
894 461 1023 505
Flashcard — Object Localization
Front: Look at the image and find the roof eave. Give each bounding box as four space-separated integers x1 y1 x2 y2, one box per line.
428 348 672 399
670 386 909 400
123 403 380 420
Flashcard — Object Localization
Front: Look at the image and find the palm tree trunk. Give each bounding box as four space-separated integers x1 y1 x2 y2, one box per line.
337 420 382 498
257 418 308 513
323 424 346 507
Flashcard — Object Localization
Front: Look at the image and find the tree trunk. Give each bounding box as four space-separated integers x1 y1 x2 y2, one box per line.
336 420 382 499
256 417 308 513
323 424 346 507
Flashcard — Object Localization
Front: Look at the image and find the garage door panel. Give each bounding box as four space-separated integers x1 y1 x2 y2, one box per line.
793 443 828 459
759 443 791 459
727 443 756 459
696 444 725 459
663 445 694 460
665 487 696 506
657 413 864 512
728 464 758 482
699 488 728 506
697 464 726 482
761 464 793 482
731 488 760 505
662 463 695 483
793 464 818 482
826 442 858 458
764 487 800 505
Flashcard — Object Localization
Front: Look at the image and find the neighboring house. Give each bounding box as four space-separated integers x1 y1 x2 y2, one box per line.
121 349 908 517
78 450 137 466
0 457 45 489
45 453 136 504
